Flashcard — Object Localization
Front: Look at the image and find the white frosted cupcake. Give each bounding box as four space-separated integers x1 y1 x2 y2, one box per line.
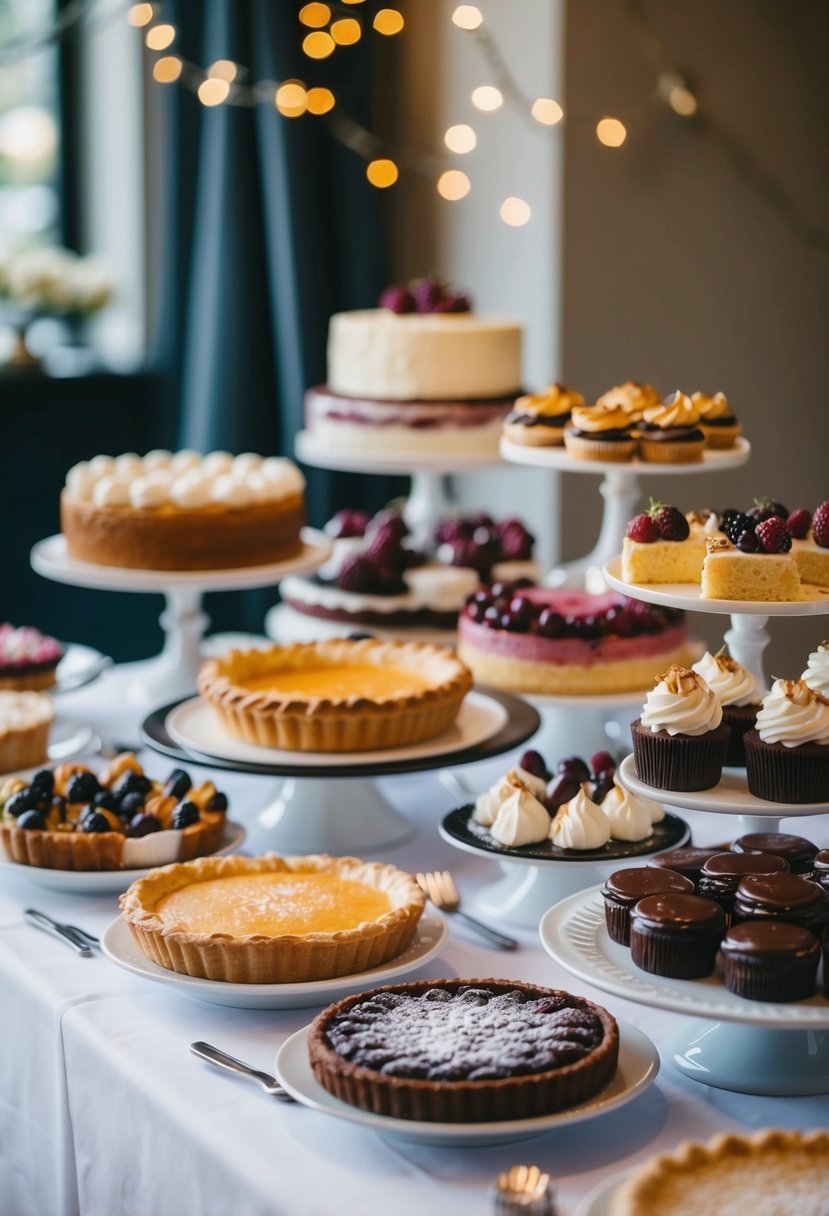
744 678 829 804
801 641 829 698
631 665 730 791
692 648 766 766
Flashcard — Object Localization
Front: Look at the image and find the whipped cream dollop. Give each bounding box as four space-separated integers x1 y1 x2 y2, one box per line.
595 380 660 422
692 650 764 708
92 476 131 507
643 391 700 430
601 783 655 842
755 678 829 747
0 690 53 729
514 383 585 418
801 642 829 698
570 403 630 433
489 784 551 847
640 665 723 736
549 785 611 850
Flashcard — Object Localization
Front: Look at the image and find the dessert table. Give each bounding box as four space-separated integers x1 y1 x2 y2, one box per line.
2 670 828 1216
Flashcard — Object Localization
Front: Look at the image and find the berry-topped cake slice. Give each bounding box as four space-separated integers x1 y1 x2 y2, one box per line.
622 501 718 585
788 499 829 588
701 499 802 601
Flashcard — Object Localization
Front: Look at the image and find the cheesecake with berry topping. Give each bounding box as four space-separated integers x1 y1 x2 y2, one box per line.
458 588 692 694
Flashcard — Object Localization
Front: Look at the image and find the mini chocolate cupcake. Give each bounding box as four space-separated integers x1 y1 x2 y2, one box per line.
631 665 730 792
691 648 765 767
636 391 705 464
731 832 818 875
720 921 820 1003
691 391 742 451
698 852 789 919
647 847 723 890
503 384 584 448
629 893 725 979
601 867 694 946
744 678 829 804
732 873 829 932
563 403 635 463
810 849 829 892
595 380 660 426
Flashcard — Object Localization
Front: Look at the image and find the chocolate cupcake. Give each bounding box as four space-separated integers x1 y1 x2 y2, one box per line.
629 893 725 979
691 390 742 450
601 867 694 946
720 921 820 1002
698 852 789 919
503 384 584 448
732 873 829 932
595 380 659 426
810 849 829 892
647 847 723 890
692 648 765 767
563 403 635 463
744 679 829 804
636 391 706 464
631 665 730 792
731 832 818 875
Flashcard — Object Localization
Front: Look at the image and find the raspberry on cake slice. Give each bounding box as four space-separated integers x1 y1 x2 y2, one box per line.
621 501 716 585
791 501 829 589
701 536 801 602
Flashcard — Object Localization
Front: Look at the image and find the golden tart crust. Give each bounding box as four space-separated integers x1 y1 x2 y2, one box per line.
608 1129 829 1215
120 853 425 983
197 639 473 752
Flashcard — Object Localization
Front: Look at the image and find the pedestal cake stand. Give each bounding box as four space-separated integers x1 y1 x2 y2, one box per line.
500 438 750 590
540 886 829 1096
30 530 331 709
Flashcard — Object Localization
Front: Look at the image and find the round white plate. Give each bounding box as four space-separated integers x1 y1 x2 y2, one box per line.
0 820 246 895
574 1173 630 1216
500 435 751 474
603 556 829 616
165 690 508 768
618 752 829 818
53 644 112 694
30 529 332 593
265 603 458 649
47 717 98 763
101 912 447 1009
539 886 829 1029
274 1019 659 1147
296 430 500 476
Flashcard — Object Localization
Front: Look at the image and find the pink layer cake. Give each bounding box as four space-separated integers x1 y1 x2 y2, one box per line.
458 589 692 694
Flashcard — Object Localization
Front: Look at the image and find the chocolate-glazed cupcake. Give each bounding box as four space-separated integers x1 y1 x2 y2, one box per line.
629 893 725 979
503 384 584 448
647 847 723 890
601 867 694 946
731 832 818 875
636 391 705 464
698 852 789 919
732 873 829 932
563 403 635 463
691 390 742 450
810 849 829 892
691 648 765 767
720 921 820 1002
631 665 730 792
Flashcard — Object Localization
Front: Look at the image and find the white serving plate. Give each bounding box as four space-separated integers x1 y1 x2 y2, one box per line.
500 435 751 474
102 912 448 1009
603 556 829 615
296 430 501 475
165 690 508 768
53 643 112 694
274 1020 659 1147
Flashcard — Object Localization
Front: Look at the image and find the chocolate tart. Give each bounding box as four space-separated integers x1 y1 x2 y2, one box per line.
120 853 424 983
743 729 829 804
629 893 725 979
732 872 829 932
198 639 472 753
630 718 731 792
601 867 694 945
720 921 820 1002
731 831 818 875
307 978 619 1123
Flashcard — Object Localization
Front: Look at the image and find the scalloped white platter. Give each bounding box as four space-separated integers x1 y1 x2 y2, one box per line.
296 430 501 475
500 435 751 474
603 556 829 616
102 912 447 1009
540 886 829 1029
274 1019 659 1146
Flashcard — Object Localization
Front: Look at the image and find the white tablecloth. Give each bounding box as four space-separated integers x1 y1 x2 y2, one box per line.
2 672 828 1216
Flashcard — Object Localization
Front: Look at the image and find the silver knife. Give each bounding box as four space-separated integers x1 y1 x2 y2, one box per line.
24 909 94 957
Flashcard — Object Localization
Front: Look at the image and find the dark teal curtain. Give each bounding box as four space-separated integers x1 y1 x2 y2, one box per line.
153 0 405 631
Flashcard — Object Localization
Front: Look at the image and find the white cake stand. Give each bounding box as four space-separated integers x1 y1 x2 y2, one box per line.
30 530 331 709
500 437 751 589
264 602 458 649
541 887 829 1095
295 430 500 542
603 555 829 686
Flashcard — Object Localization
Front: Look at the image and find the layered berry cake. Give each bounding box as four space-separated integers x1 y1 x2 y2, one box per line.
304 279 522 457
308 978 619 1122
0 624 64 692
458 588 692 694
280 508 539 633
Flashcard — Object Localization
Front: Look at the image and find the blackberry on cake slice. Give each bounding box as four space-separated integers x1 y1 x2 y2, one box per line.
621 500 716 584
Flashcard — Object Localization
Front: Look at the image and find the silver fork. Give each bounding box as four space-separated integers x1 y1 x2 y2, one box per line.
25 909 99 956
492 1164 555 1213
190 1041 294 1102
416 870 518 950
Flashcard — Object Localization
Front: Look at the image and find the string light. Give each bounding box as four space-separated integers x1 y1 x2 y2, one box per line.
198 78 230 107
302 30 335 58
145 22 175 50
596 117 626 147
275 81 307 117
306 87 335 115
331 18 361 45
471 85 503 112
208 60 237 83
127 3 153 28
298 3 330 28
452 5 483 30
500 196 531 226
437 169 470 200
658 71 698 118
444 123 476 153
531 97 563 125
152 55 181 83
373 9 404 36
366 158 398 187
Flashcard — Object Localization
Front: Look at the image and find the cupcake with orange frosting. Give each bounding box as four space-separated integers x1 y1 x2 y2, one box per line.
503 383 585 447
637 391 706 464
692 391 742 450
595 381 660 426
563 402 635 463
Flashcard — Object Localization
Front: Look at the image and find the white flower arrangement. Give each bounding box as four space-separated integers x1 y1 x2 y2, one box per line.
0 245 112 317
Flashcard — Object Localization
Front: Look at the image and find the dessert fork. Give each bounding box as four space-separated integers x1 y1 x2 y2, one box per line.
190 1041 295 1102
24 908 99 957
492 1164 556 1214
415 870 518 950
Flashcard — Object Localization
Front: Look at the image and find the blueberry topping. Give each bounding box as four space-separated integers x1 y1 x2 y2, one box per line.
67 772 100 804
5 789 34 818
164 769 192 800
82 811 114 833
129 812 162 837
118 791 146 817
171 800 200 829
50 795 67 822
17 810 47 830
30 769 55 799
93 790 119 813
114 772 153 798
207 791 228 812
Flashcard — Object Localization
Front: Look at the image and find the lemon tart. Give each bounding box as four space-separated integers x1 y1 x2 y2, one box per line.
120 853 425 983
197 638 473 752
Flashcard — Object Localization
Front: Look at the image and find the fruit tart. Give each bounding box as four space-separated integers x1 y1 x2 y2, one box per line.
0 753 228 871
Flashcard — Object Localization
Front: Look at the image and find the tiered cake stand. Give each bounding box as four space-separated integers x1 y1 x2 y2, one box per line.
30 530 332 708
